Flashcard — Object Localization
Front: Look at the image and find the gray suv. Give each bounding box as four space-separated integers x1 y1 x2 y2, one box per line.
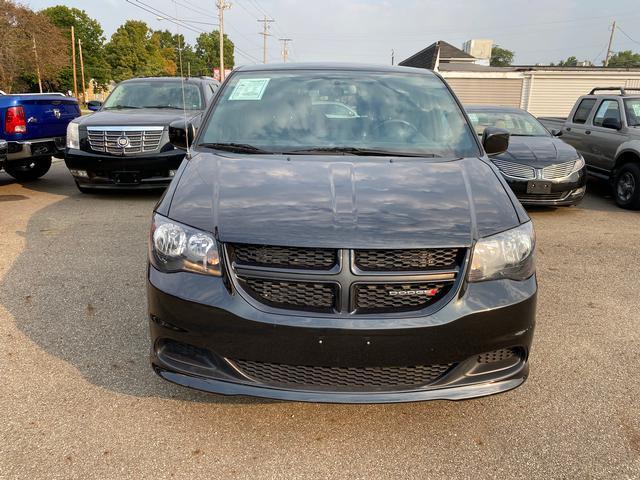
546 87 640 209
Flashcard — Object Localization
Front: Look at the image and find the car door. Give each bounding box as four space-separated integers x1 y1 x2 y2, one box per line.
587 98 626 171
562 97 597 162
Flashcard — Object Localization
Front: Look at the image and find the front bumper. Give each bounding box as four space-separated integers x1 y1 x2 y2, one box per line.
6 137 65 161
65 147 185 189
148 265 537 403
504 167 588 206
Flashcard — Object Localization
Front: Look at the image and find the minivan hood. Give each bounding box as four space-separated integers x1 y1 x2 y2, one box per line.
75 108 201 127
167 154 523 249
495 136 579 168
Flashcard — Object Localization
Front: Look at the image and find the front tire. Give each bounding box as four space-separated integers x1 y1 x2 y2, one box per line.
4 156 52 182
614 163 640 210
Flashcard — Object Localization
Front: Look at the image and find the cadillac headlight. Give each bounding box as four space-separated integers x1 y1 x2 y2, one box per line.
469 221 535 282
66 122 80 149
150 214 221 276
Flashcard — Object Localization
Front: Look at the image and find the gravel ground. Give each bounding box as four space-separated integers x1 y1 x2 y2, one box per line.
1 162 639 480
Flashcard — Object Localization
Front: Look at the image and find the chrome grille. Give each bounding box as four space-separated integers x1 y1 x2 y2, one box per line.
491 159 536 179
542 161 576 179
87 126 164 155
233 358 453 391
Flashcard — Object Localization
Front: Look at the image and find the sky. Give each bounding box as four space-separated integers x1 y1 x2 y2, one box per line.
25 0 640 67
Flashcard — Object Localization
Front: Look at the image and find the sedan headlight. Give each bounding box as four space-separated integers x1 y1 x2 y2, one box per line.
469 221 535 282
66 122 80 149
572 155 585 173
150 214 221 276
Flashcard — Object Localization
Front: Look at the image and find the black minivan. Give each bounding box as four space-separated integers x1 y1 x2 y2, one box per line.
147 64 537 403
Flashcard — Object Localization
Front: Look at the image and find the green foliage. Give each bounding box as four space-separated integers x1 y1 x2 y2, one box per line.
41 5 111 88
553 56 579 67
490 45 514 67
105 21 168 81
606 50 640 68
195 31 235 74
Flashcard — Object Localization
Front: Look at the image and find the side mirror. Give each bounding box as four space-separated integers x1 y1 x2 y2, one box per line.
169 119 196 150
482 127 510 156
87 100 102 111
602 117 622 130
551 128 562 137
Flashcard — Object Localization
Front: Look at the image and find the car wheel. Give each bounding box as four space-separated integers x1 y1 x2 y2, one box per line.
614 163 640 210
4 156 52 181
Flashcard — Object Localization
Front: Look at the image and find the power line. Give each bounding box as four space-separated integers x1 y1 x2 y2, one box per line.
616 25 640 45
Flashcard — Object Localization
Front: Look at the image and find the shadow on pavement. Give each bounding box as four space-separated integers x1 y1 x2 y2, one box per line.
0 170 263 406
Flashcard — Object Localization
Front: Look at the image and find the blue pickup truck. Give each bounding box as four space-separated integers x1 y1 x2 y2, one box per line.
1 92 80 181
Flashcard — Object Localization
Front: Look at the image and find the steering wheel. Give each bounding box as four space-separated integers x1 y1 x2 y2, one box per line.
371 119 423 140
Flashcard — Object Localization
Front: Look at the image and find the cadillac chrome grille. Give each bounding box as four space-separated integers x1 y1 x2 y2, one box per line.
228 245 465 315
355 248 459 271
542 161 576 179
87 126 164 155
491 159 536 179
232 359 453 391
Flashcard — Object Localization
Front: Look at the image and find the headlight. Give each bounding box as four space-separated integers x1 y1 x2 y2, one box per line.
150 214 221 276
468 221 535 282
571 155 585 173
66 122 79 149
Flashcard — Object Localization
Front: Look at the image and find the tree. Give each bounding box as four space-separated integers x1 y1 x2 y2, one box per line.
0 0 68 92
490 45 514 67
105 21 166 82
554 56 579 67
195 31 235 75
41 5 111 90
606 50 640 68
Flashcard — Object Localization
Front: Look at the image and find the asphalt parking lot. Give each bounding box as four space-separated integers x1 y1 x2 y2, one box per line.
1 160 639 479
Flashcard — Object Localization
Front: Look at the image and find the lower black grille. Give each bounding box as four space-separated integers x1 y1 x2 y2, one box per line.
478 348 519 363
517 192 567 202
241 277 336 312
354 282 451 313
355 248 460 271
231 243 337 270
233 359 453 391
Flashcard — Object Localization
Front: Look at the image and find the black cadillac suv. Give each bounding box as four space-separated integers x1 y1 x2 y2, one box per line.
148 64 537 403
64 76 219 192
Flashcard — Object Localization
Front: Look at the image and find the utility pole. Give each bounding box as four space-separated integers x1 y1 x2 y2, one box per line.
258 16 275 64
32 36 43 93
216 0 231 81
605 20 616 67
78 39 87 104
391 49 395 66
71 26 78 98
279 38 292 63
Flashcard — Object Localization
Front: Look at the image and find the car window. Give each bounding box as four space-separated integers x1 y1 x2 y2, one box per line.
572 98 596 124
593 100 621 127
103 81 203 110
200 70 480 158
623 98 640 126
467 110 549 136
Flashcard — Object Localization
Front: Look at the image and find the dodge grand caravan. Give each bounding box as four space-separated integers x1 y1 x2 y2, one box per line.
147 64 537 403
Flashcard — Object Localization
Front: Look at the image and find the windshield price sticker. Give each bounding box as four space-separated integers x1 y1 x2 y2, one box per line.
229 78 270 101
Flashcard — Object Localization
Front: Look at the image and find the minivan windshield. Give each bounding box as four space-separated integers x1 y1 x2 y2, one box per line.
200 70 480 157
467 109 549 137
103 81 203 110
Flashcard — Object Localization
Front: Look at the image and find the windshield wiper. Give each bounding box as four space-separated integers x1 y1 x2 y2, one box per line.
104 105 141 110
145 105 184 110
285 146 439 157
198 142 273 154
